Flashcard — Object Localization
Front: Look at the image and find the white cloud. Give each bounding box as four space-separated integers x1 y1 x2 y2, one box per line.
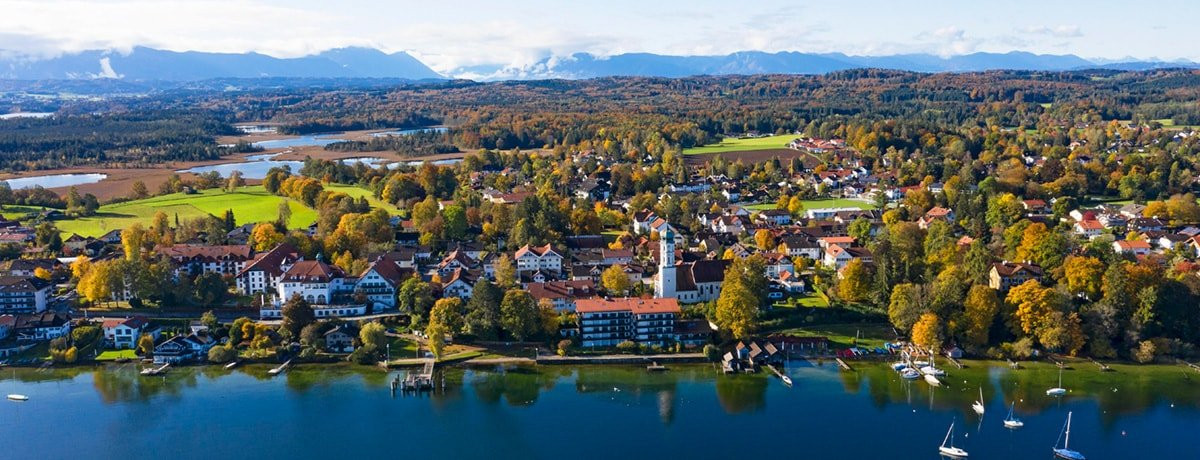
1020 25 1083 38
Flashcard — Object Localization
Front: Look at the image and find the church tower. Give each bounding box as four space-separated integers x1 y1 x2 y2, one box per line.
655 228 676 299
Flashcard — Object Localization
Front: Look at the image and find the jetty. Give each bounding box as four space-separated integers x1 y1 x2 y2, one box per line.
646 361 668 372
1090 358 1112 372
268 359 291 376
1179 359 1200 374
399 359 435 391
946 356 965 369
766 364 792 386
834 357 853 371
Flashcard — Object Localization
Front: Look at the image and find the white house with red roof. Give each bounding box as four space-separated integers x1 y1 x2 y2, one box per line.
514 244 563 274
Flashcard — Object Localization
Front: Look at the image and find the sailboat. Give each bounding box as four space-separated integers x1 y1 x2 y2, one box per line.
938 420 969 458
1003 402 1024 428
1053 412 1086 459
972 388 985 415
1047 367 1067 396
901 367 921 380
6 370 26 401
921 351 947 376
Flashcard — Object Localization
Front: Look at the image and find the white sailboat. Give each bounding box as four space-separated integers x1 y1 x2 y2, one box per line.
1047 367 1067 396
901 367 921 380
938 421 969 458
1053 412 1086 460
925 373 942 386
921 353 946 377
1003 401 1024 428
6 394 28 401
972 388 985 415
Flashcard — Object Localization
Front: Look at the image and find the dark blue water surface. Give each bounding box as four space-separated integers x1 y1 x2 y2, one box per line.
0 361 1195 459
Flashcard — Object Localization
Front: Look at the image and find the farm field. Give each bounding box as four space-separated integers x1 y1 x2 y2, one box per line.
681 134 796 154
55 186 317 237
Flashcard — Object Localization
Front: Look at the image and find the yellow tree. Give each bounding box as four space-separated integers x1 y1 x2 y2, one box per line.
1005 280 1059 336
715 281 758 339
33 267 51 280
963 284 1000 348
837 258 871 303
753 229 775 250
600 264 631 295
493 253 516 288
911 312 943 353
1063 255 1105 300
70 255 91 280
121 223 148 261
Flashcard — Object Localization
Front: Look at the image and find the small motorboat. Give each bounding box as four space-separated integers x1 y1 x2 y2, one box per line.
972 388 985 415
938 420 969 458
140 363 170 376
901 368 921 380
892 361 910 371
268 359 292 376
1003 402 1024 428
913 360 930 367
1053 412 1085 459
1047 368 1068 396
7 394 28 401
224 361 239 370
781 375 793 386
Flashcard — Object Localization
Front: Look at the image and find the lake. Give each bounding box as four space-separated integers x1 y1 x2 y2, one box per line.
371 126 449 137
252 134 346 149
3 173 107 190
0 361 1195 459
340 157 464 169
176 154 302 179
0 112 55 120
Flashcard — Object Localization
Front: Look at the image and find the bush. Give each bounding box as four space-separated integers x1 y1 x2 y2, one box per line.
556 339 572 357
1134 340 1157 364
207 345 236 363
348 344 379 364
703 344 721 362
615 340 639 353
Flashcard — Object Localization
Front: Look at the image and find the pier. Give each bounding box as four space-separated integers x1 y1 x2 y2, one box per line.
834 358 853 371
1179 359 1200 374
1090 358 1113 372
394 359 436 393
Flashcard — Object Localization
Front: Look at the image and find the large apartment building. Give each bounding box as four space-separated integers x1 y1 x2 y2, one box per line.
575 297 682 347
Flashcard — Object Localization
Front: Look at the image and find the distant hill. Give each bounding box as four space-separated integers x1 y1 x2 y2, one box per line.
0 46 444 81
457 51 1199 80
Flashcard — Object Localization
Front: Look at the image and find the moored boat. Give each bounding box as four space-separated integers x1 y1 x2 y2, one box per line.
7 394 28 401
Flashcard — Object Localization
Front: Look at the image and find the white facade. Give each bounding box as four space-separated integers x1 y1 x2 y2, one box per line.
654 230 676 299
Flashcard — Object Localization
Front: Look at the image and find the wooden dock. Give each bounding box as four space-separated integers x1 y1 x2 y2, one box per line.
946 356 964 369
1179 359 1200 373
1090 358 1113 372
397 359 436 392
834 358 853 371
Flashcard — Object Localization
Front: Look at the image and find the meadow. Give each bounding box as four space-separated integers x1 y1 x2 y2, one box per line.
54 186 318 237
681 134 796 154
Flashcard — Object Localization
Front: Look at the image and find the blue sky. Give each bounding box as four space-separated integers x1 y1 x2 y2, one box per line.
0 0 1195 76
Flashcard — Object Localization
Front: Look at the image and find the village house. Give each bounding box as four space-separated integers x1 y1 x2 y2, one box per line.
153 332 216 364
102 316 160 349
323 324 359 353
354 253 413 311
822 244 873 269
575 297 697 348
654 231 728 303
526 280 596 312
1113 239 1153 256
12 311 71 341
917 207 955 229
988 261 1044 291
514 244 563 274
1073 219 1105 239
439 267 479 299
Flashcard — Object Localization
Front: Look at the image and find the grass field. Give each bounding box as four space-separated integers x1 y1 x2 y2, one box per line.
95 349 138 361
682 135 796 155
777 322 896 350
55 186 318 237
323 184 403 215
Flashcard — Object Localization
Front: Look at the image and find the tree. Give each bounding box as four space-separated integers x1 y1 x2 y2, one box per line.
1063 255 1105 300
225 170 244 192
465 279 502 339
137 333 155 356
499 289 539 341
493 253 517 288
193 272 229 305
714 281 759 339
230 317 251 345
33 267 51 280
208 345 236 363
888 283 925 332
910 312 942 353
963 284 1000 348
359 322 386 350
250 222 285 251
34 223 62 252
429 297 465 333
397 277 434 317
837 258 871 302
130 180 150 200
280 294 315 337
121 223 147 261
442 205 468 241
753 229 775 250
201 310 219 331
848 217 871 242
1005 280 1061 336
276 201 293 227
425 322 449 359
600 264 631 295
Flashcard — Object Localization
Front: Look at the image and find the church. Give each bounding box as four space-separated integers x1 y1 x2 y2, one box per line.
654 229 728 304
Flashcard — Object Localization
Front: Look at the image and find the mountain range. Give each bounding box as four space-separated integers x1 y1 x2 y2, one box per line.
1 47 1197 82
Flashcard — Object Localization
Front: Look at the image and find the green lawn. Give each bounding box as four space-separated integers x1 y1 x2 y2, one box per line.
323 184 403 215
1 205 47 220
55 186 318 237
95 349 139 361
777 323 896 350
682 134 796 155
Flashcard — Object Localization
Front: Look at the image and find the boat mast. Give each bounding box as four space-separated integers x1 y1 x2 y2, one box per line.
943 422 954 448
1064 412 1072 449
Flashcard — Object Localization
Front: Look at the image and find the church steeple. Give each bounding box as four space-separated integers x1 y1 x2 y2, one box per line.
655 228 676 299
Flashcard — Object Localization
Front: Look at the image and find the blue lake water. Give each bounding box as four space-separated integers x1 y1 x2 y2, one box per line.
252 134 346 149
3 173 107 190
0 361 1194 460
0 112 54 120
371 126 449 137
176 154 302 179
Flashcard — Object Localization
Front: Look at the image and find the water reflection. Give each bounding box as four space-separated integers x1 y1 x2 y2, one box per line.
4 173 107 190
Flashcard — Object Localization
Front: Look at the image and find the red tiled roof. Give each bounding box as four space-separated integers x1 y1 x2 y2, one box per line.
575 297 680 315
